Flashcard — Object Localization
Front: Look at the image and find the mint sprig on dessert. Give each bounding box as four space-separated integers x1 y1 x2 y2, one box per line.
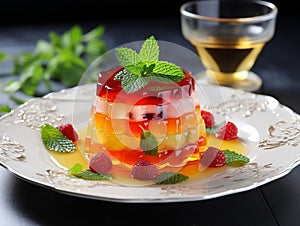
114 36 184 93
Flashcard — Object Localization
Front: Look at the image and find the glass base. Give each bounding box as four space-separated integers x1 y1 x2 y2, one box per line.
195 71 262 92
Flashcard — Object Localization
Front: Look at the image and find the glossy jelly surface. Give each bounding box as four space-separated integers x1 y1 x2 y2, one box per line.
85 66 206 168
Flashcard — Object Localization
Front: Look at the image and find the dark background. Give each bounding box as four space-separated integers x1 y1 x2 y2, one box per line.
0 0 296 25
1 1 300 226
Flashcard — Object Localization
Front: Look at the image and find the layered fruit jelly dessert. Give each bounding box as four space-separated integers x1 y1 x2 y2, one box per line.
85 66 206 168
84 36 206 169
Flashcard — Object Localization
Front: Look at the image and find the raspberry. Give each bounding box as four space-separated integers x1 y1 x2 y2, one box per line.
89 152 113 173
200 147 226 167
131 160 158 180
201 110 215 128
57 123 79 142
216 121 238 140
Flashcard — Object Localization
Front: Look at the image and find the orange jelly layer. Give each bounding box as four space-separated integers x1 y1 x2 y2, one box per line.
94 106 201 136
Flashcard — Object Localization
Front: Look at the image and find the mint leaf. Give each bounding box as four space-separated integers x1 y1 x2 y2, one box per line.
0 53 7 62
41 124 75 153
222 149 249 167
69 163 83 175
140 130 158 156
85 39 106 64
35 40 54 56
206 122 226 135
152 61 184 82
155 172 189 185
115 47 139 66
69 163 114 180
114 36 184 93
74 170 114 180
115 69 150 93
139 36 159 62
124 76 150 93
83 25 105 42
125 62 146 75
20 65 44 96
114 68 132 81
0 105 11 114
62 25 82 49
206 127 216 134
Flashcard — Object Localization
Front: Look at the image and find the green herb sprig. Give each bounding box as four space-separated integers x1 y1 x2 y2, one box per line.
114 36 184 93
0 25 106 103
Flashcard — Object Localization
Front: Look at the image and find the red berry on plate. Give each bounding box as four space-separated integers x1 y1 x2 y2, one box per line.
131 159 158 180
57 123 79 142
89 152 113 173
200 147 226 167
201 110 215 128
216 121 238 140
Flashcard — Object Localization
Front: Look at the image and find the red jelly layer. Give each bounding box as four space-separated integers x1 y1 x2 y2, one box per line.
96 65 195 104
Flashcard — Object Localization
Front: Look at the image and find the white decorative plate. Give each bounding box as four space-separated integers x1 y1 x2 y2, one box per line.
0 83 299 203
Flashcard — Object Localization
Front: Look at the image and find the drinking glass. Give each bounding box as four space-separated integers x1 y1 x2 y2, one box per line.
180 0 278 92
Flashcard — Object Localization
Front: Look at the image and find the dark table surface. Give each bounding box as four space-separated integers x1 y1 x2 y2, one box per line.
1 11 300 226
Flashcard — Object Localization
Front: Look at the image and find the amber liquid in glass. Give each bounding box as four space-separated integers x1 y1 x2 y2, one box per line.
191 37 265 84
